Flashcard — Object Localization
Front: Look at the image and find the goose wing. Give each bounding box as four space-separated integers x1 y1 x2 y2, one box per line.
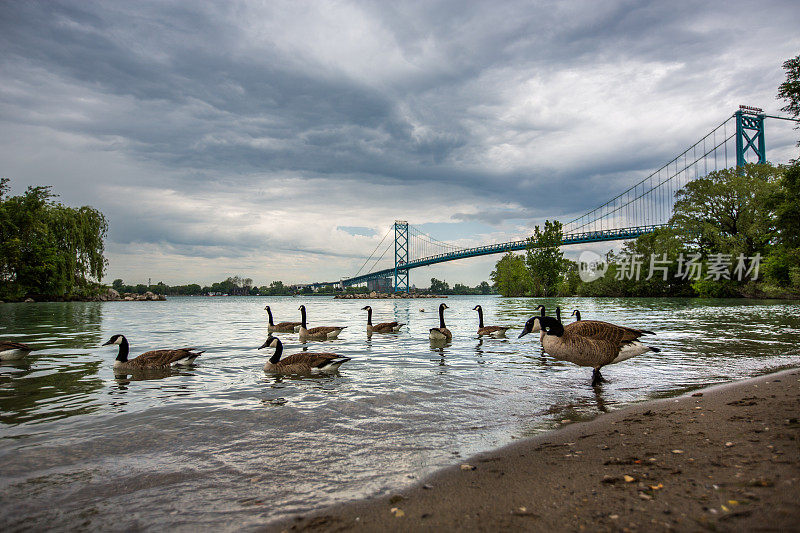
564 320 650 343
279 352 349 369
305 326 345 335
275 321 301 328
128 348 203 368
0 341 33 351
478 325 509 334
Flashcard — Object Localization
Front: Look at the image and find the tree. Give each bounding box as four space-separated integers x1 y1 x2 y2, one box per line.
671 164 779 257
525 220 565 296
490 252 531 296
429 278 450 294
0 179 108 300
778 54 800 153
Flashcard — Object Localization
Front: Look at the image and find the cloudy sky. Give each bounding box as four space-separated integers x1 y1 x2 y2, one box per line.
2 1 799 286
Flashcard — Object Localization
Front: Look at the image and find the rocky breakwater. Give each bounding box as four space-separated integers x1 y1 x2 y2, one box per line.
102 289 167 302
334 292 444 299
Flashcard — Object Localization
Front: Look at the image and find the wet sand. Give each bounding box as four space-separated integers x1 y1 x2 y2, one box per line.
269 368 800 532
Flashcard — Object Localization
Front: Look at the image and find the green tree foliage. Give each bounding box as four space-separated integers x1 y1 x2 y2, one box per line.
671 164 779 257
778 54 800 153
490 252 531 296
0 179 108 300
525 220 565 296
429 278 450 294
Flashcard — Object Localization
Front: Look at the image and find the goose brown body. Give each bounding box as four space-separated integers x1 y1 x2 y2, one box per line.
102 334 204 371
362 306 404 333
519 316 659 386
259 337 350 373
473 305 509 337
265 305 301 333
0 341 34 360
297 305 346 340
429 303 452 341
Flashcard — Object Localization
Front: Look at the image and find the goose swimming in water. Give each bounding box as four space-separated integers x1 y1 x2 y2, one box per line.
102 334 204 371
0 341 34 360
265 305 301 333
362 306 404 333
518 316 660 386
473 305 509 337
429 303 452 341
258 336 350 373
297 305 346 340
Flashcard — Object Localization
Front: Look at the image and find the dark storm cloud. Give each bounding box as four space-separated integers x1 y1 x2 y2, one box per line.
1 0 799 282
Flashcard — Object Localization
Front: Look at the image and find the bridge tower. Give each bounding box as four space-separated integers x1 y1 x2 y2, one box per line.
735 106 766 167
393 220 409 293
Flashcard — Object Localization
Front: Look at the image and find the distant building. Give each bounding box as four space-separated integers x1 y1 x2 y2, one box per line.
367 277 391 293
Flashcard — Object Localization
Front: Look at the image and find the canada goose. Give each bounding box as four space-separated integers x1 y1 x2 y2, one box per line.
0 341 34 360
265 305 301 333
429 303 452 341
473 305 509 337
571 309 581 321
519 316 660 386
258 336 350 373
297 305 346 340
521 304 547 342
362 306 404 333
102 334 204 371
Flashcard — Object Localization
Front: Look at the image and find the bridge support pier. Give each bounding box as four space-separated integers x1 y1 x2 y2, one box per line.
394 220 409 293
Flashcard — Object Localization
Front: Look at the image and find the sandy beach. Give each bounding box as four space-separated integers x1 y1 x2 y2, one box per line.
270 368 800 532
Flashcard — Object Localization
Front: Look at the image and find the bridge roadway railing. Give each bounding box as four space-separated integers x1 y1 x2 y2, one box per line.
309 224 666 288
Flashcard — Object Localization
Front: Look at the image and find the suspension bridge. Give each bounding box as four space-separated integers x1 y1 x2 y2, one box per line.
307 107 798 292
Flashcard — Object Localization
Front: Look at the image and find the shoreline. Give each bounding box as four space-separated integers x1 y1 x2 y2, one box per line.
269 368 800 532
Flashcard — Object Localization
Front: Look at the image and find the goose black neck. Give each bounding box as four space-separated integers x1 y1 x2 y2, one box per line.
366 307 372 325
575 310 581 321
300 306 307 328
539 305 546 317
556 306 561 321
541 316 564 337
266 307 274 326
116 337 130 362
476 306 484 328
439 305 446 329
270 339 283 364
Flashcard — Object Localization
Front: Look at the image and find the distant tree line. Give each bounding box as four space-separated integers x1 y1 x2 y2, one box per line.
0 179 108 301
111 277 302 296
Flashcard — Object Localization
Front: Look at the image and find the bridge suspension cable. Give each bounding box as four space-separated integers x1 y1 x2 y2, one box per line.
564 115 737 235
351 226 392 279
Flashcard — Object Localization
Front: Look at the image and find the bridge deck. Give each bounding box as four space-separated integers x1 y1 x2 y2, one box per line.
309 224 666 288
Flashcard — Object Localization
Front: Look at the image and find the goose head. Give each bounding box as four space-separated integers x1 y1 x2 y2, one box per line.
258 336 281 350
535 304 545 316
264 305 271 311
361 305 371 311
472 305 481 311
102 334 126 346
517 316 542 338
439 303 448 311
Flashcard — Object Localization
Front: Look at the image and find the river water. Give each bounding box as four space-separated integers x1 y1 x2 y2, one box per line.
1 296 798 530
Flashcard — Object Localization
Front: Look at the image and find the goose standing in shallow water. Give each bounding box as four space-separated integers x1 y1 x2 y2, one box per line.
297 305 346 340
429 303 452 341
265 305 301 333
473 305 509 337
362 306 404 333
0 341 34 360
102 334 204 371
518 316 660 386
258 336 350 373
